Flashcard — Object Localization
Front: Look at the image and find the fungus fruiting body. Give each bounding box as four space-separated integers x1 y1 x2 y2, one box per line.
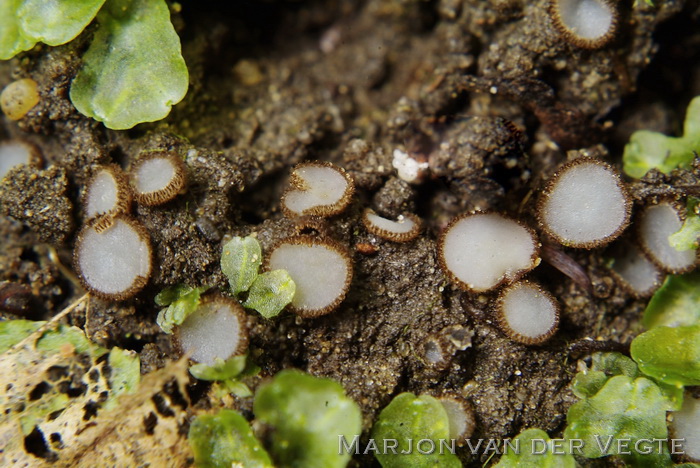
281 162 354 217
0 78 40 120
670 395 700 462
175 297 248 366
74 215 152 300
84 165 132 219
266 236 352 317
495 281 559 345
610 243 664 297
129 151 186 206
638 201 698 274
437 396 476 444
362 209 422 242
548 0 618 49
439 213 540 293
0 140 41 179
538 158 631 249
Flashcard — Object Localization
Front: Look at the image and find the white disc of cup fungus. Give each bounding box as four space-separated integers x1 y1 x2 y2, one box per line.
363 209 421 242
671 396 700 462
282 162 354 217
85 166 130 219
539 158 630 248
439 213 539 292
130 152 186 206
438 397 475 442
177 300 247 366
611 244 663 297
267 237 352 316
556 0 614 40
497 281 559 344
639 202 697 273
75 217 151 299
0 141 37 179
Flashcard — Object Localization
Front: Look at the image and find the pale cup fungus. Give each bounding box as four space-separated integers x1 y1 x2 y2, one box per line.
84 165 132 220
0 78 40 120
362 209 422 242
437 396 476 445
537 157 631 249
266 236 352 317
281 161 355 217
670 395 700 462
438 212 540 293
638 201 698 274
175 297 249 366
609 243 664 298
548 0 618 49
0 140 42 179
129 151 187 206
495 281 560 345
74 215 152 300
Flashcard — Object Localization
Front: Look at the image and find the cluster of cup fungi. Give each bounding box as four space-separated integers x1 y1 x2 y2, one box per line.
73 151 186 300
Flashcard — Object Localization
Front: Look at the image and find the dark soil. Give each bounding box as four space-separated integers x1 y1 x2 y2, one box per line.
1 0 699 466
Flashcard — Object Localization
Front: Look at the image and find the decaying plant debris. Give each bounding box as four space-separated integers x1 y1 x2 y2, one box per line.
1 0 699 466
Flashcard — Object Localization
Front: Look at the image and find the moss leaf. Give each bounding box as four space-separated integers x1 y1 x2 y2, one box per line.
189 355 247 381
564 375 670 459
494 428 575 468
155 284 208 334
254 369 362 468
623 96 700 178
189 409 273 468
0 0 36 60
221 236 262 295
643 272 700 329
244 269 296 318
631 325 700 387
371 392 462 468
18 0 105 46
69 0 188 129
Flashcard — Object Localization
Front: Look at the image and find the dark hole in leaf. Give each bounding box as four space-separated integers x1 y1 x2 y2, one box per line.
24 426 56 461
144 411 158 435
28 381 52 401
152 393 175 418
46 366 70 382
83 400 100 421
48 408 65 421
88 368 100 383
49 432 63 449
163 379 188 410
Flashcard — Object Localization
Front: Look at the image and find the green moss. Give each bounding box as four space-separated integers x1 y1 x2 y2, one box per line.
630 325 700 387
371 393 461 468
494 428 575 468
254 370 362 468
189 409 273 468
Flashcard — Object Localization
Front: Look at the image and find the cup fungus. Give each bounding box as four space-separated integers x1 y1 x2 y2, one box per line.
495 281 560 345
638 201 698 274
0 78 40 120
438 212 540 293
266 236 352 317
84 165 132 220
548 0 618 49
74 215 152 300
670 395 700 462
537 158 631 249
281 161 354 217
437 396 476 444
610 243 664 298
175 297 249 366
0 140 42 179
362 209 422 242
129 151 187 206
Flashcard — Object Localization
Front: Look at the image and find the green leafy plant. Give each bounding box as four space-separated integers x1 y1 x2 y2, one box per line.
669 198 700 252
155 284 209 334
188 409 274 468
0 0 188 129
254 369 363 468
623 96 700 178
630 325 700 387
494 428 575 468
370 392 461 468
221 235 296 319
564 353 681 466
643 271 700 329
